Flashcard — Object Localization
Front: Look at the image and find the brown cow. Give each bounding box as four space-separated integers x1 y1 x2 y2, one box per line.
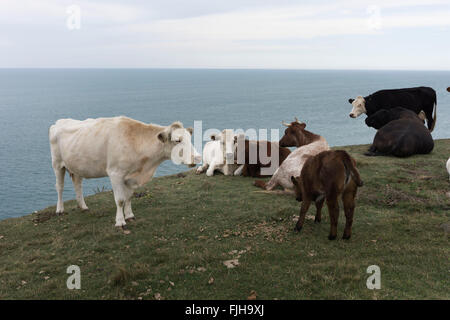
234 139 291 177
290 150 363 240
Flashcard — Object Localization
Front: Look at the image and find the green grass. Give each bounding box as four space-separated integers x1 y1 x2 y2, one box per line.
0 140 449 300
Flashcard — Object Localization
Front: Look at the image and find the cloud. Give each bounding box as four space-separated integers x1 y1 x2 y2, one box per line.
120 1 450 43
1 0 449 68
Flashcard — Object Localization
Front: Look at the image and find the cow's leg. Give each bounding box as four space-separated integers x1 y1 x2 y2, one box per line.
295 199 311 232
234 164 244 176
124 198 135 221
71 174 88 211
53 166 66 214
196 163 208 174
314 197 325 223
342 186 357 240
109 176 132 227
326 194 340 240
206 160 216 176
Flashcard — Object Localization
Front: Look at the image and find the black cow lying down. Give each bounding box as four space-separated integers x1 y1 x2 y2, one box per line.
365 107 434 158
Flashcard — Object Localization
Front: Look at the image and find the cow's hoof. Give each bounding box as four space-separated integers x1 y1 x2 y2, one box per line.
115 222 126 229
294 225 302 233
314 218 321 223
125 217 136 222
328 234 337 240
342 234 351 240
80 207 89 212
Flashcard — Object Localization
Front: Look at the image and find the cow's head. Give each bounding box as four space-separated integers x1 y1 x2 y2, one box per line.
216 129 239 164
447 87 450 92
348 96 366 118
279 118 307 148
158 121 201 167
290 176 303 202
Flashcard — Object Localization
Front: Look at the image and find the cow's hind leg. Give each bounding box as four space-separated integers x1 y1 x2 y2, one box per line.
71 174 88 211
326 194 340 240
53 166 66 214
342 185 357 240
314 196 325 223
124 199 135 222
110 175 133 227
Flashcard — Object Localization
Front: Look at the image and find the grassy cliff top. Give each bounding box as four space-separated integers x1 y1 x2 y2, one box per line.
0 140 449 299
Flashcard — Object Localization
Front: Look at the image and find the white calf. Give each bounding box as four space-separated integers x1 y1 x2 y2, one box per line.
196 129 238 176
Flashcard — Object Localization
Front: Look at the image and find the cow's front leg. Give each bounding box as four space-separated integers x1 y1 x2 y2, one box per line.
196 163 208 174
206 161 216 176
234 164 244 176
110 176 132 227
124 198 135 221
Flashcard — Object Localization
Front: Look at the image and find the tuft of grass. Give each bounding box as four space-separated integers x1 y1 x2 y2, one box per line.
0 140 449 300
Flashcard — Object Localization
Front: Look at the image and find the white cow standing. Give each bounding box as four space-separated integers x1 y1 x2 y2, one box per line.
196 129 239 176
49 116 201 227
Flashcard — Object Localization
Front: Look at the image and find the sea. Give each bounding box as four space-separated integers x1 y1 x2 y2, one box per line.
0 69 449 220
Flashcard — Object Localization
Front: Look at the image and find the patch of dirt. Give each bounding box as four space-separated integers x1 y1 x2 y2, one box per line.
239 221 290 242
383 184 426 206
32 210 66 224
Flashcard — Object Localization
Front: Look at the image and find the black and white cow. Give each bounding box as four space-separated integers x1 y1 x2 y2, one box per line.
348 86 437 131
364 107 434 158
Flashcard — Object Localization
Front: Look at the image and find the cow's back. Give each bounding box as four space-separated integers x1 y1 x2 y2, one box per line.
50 117 156 178
269 138 329 190
373 119 434 157
367 87 436 115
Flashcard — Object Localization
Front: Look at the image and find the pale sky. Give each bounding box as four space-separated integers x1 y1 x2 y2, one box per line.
1 0 450 69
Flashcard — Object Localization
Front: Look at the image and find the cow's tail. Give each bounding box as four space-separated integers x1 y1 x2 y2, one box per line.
49 124 58 144
339 151 363 187
428 91 437 132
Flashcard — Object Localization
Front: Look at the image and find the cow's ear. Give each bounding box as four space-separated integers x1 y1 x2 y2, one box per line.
348 98 355 104
187 127 193 135
158 130 169 143
299 122 306 129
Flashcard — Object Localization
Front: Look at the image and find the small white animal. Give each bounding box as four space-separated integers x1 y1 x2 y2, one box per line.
196 129 239 176
447 157 450 181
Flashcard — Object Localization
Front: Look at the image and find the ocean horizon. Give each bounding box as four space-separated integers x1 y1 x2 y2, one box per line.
1 68 449 220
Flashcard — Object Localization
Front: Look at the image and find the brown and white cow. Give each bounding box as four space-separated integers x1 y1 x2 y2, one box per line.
49 116 201 227
291 150 363 240
254 119 329 190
